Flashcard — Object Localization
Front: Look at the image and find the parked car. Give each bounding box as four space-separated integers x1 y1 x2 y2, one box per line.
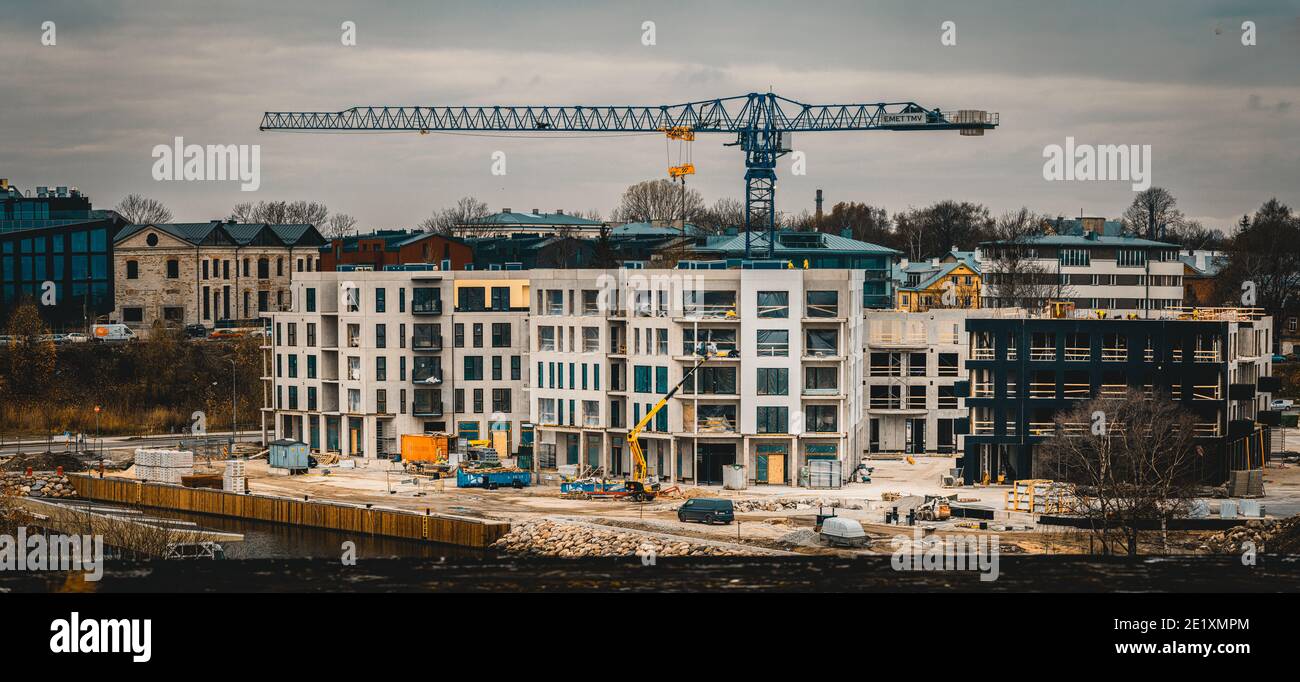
63 332 90 343
91 323 137 343
184 324 210 339
208 328 246 341
677 498 735 525
1269 399 1295 411
1272 354 1288 364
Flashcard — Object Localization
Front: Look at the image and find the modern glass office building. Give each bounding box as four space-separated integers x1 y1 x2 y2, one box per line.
0 181 127 330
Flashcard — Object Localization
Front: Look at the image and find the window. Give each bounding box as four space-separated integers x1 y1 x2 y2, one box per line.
472 389 484 413
581 327 600 353
375 357 387 382
908 352 926 376
1117 249 1146 267
376 389 388 414
938 353 959 377
306 323 316 347
490 286 510 311
463 356 484 381
344 286 360 313
375 324 386 348
257 258 270 279
756 406 789 434
757 329 789 356
685 366 736 395
413 287 442 314
683 328 736 355
305 288 316 312
756 368 788 395
804 366 838 394
938 385 958 409
307 354 317 379
655 366 668 393
458 286 486 311
492 388 512 413
806 290 838 317
757 291 789 318
166 260 179 279
413 356 441 383
805 329 838 355
454 323 465 348
511 356 521 381
472 323 483 348
123 307 143 323
125 260 138 279
1060 248 1090 267
538 326 555 351
491 323 511 348
805 405 838 432
633 365 651 393
492 355 503 381
375 288 386 313
454 389 465 413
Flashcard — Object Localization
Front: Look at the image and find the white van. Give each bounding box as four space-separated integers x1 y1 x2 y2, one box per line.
91 323 137 343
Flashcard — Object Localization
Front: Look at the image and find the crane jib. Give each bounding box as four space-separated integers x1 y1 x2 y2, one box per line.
260 93 997 259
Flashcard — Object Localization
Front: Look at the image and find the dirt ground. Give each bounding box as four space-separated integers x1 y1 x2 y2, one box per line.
95 453 1299 556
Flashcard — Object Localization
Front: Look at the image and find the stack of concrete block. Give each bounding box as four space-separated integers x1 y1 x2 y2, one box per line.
134 449 195 484
223 459 247 493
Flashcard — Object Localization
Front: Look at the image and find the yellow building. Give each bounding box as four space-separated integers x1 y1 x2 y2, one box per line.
895 251 982 312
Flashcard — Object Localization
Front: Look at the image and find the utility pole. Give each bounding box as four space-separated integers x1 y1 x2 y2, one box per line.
231 357 238 446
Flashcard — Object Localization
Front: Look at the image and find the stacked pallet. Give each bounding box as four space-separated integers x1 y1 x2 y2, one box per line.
1228 469 1265 498
134 449 194 484
223 459 247 493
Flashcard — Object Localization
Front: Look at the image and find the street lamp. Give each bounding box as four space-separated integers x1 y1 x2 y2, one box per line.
94 405 102 478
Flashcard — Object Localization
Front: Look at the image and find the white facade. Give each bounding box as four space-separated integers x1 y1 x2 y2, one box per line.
863 308 1024 455
265 270 531 459
528 268 864 486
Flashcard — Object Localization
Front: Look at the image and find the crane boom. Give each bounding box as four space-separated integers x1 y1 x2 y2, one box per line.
260 92 998 258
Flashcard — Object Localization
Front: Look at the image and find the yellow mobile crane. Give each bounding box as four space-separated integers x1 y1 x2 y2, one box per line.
624 344 729 501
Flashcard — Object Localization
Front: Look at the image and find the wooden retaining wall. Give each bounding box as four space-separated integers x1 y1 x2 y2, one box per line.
68 475 509 548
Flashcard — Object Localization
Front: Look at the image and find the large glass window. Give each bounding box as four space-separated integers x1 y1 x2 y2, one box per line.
806 291 839 317
756 367 788 395
756 291 789 318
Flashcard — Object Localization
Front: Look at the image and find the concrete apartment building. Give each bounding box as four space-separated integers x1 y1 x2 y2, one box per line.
961 312 1275 484
113 221 326 331
528 268 865 486
264 268 531 459
862 308 1024 456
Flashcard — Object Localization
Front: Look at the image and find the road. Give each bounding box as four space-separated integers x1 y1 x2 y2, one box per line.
0 430 264 457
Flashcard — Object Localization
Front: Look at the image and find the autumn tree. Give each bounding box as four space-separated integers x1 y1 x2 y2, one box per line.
114 194 174 224
4 300 56 453
1035 389 1200 556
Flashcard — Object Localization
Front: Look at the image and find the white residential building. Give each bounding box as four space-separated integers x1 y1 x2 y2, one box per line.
264 269 531 458
980 232 1184 316
529 268 864 486
863 308 1025 455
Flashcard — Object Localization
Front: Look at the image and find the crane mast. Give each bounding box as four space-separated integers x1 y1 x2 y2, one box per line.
261 92 998 257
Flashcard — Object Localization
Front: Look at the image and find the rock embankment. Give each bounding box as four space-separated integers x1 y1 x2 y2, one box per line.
730 497 864 513
1196 516 1300 554
1 472 78 498
491 519 751 557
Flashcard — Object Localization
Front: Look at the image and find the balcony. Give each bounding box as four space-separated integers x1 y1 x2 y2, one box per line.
868 332 927 348
412 370 443 385
412 335 444 352
412 301 444 316
1101 347 1127 362
1064 346 1090 362
678 303 739 321
1030 346 1056 361
412 401 444 417
971 347 995 361
695 415 737 433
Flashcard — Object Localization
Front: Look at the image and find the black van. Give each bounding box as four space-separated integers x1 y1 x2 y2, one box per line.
677 498 735 525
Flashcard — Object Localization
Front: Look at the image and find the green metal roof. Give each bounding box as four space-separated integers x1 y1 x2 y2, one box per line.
981 233 1177 248
697 230 901 256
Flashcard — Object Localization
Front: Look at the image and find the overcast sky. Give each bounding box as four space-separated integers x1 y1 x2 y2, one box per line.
1 0 1297 231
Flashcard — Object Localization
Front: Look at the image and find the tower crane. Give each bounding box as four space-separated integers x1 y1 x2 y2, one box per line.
260 92 998 257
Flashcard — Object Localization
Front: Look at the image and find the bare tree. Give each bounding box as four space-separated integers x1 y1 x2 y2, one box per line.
1122 187 1184 240
982 208 1070 311
114 194 173 224
323 213 358 239
612 179 704 224
1215 198 1300 342
822 201 892 245
4 300 56 455
1035 389 1200 556
418 196 491 237
229 200 330 225
693 197 745 235
894 200 993 259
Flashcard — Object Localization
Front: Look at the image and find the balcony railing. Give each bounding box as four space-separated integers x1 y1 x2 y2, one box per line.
1030 347 1056 361
972 420 994 435
696 415 737 433
681 303 738 320
412 301 444 315
971 348 995 360
1193 422 1221 438
1101 347 1127 361
1191 384 1222 400
412 336 443 351
757 342 789 356
1029 382 1056 398
972 382 994 398
1099 383 1127 397
411 371 443 385
1064 347 1090 361
412 401 444 417
1063 382 1090 398
1194 349 1221 362
870 333 927 346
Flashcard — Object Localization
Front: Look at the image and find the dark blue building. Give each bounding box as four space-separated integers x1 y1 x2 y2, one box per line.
0 181 127 330
959 316 1276 485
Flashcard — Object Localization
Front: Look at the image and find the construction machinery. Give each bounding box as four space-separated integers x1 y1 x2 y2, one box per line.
261 93 997 258
622 344 730 501
915 495 953 522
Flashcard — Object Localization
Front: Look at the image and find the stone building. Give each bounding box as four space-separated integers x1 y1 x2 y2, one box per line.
112 220 326 331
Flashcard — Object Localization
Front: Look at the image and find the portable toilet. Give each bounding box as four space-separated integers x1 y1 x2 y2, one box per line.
269 439 310 473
